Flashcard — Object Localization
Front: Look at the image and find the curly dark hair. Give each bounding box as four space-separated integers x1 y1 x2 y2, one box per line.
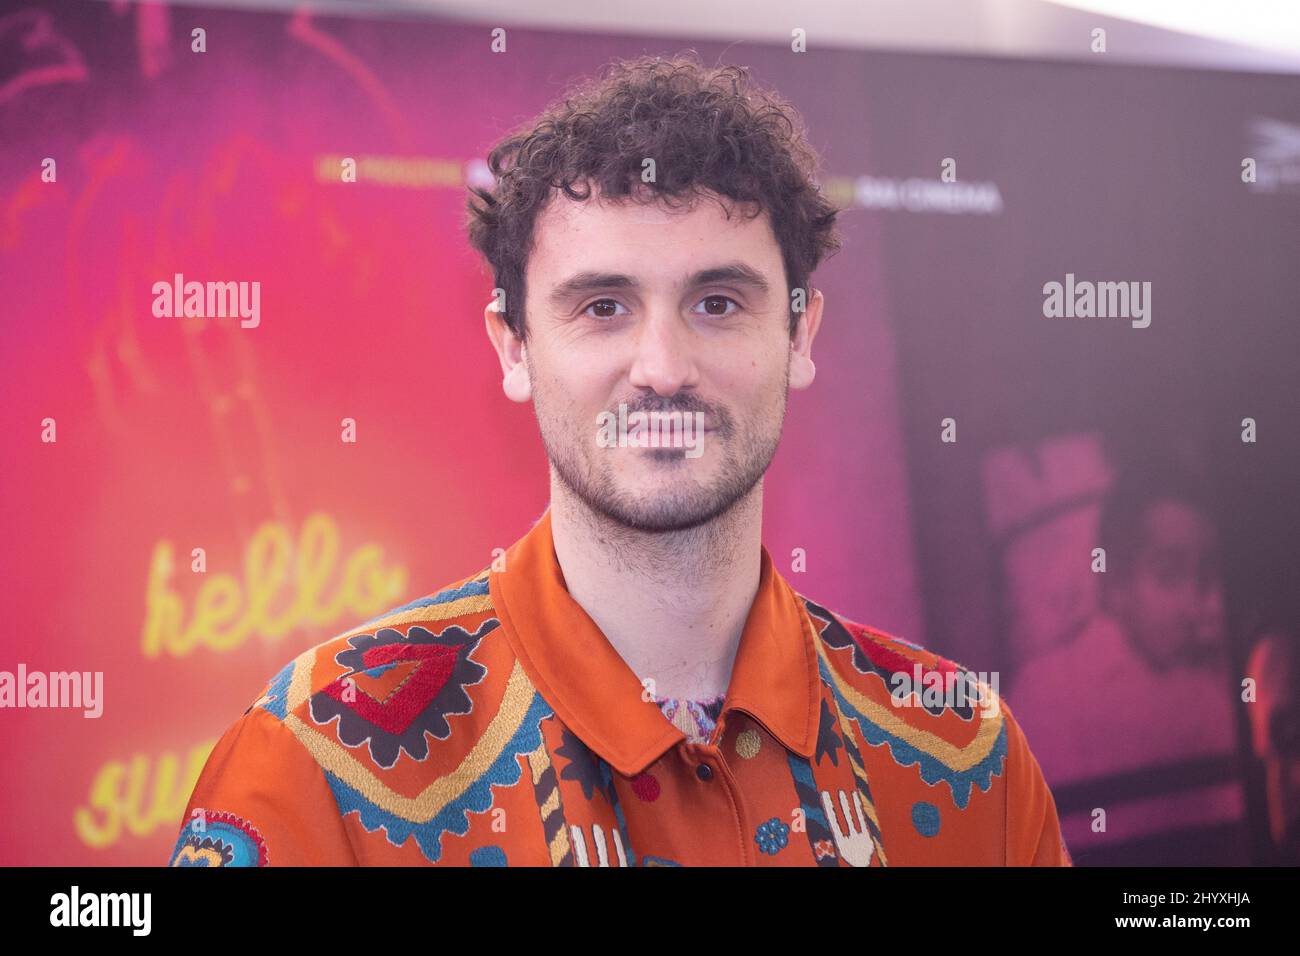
465 52 842 341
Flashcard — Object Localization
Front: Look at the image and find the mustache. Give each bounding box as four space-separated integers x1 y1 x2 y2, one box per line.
610 397 732 432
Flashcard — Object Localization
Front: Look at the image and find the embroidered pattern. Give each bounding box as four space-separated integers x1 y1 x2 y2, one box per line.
787 751 840 867
755 818 790 855
912 801 942 837
309 620 492 769
816 639 1007 811
527 732 574 866
554 726 617 804
316 662 552 863
815 697 844 767
168 810 268 867
180 555 1050 867
654 693 725 744
804 599 978 721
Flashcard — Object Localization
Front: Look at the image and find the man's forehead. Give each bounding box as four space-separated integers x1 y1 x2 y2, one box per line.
528 187 777 279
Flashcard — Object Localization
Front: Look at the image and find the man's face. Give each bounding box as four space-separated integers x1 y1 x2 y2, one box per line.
1108 498 1225 670
487 186 820 532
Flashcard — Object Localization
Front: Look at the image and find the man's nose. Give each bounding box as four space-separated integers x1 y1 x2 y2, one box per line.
627 310 700 397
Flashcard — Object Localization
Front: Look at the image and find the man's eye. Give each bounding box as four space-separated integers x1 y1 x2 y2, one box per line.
694 295 740 317
582 299 628 320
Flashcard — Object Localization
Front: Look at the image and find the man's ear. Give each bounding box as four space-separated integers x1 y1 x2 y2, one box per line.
485 301 532 403
788 286 824 390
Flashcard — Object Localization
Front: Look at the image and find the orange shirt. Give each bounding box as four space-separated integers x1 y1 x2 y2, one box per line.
169 510 1071 867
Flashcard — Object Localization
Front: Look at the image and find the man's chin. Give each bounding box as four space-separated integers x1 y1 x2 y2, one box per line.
547 436 771 533
575 472 748 532
591 494 728 533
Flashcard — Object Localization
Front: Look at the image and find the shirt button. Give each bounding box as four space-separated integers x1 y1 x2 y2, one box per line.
696 763 714 781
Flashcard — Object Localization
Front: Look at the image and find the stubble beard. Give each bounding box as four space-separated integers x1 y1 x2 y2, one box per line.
535 386 788 534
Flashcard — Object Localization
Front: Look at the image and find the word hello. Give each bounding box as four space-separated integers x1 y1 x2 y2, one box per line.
50 886 150 936
596 403 706 458
141 512 408 658
1042 273 1151 328
888 664 1000 717
0 665 102 718
152 273 260 328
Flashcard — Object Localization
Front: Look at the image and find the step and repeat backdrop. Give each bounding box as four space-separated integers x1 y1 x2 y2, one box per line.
1 0 1297 865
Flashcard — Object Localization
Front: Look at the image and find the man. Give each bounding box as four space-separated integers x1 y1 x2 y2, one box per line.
169 54 1068 867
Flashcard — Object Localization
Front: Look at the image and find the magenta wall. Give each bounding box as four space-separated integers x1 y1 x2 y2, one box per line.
3 1 1297 866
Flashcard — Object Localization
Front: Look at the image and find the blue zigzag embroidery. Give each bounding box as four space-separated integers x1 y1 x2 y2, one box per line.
350 579 491 632
323 690 553 862
818 654 1008 809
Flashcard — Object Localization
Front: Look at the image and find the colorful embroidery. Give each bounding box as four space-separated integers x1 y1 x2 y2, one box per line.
631 772 661 801
309 620 492 769
734 728 762 759
912 801 942 837
654 693 725 744
755 818 790 855
570 822 629 867
168 810 268 867
602 757 638 867
469 845 508 867
291 659 551 863
554 726 616 804
805 599 977 721
816 641 1007 811
825 684 890 865
177 540 1062 866
815 697 843 767
787 751 840 867
820 788 877 867
527 734 574 866
255 653 301 719
339 577 493 639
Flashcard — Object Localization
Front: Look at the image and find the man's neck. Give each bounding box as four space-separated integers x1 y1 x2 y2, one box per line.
548 479 764 702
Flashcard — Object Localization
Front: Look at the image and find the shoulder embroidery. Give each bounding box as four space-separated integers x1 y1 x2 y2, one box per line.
312 658 551 863
235 572 554 864
802 597 1009 810
309 620 493 769
804 598 977 719
168 810 268 867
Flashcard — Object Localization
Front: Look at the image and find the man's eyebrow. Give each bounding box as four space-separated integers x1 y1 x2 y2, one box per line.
548 271 636 306
690 263 771 294
547 262 771 306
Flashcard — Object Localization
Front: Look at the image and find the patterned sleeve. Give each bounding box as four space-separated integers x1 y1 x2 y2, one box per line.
166 706 358 866
1000 698 1073 866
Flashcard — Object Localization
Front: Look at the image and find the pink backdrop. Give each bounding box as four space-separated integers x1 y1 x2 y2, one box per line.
0 1 921 865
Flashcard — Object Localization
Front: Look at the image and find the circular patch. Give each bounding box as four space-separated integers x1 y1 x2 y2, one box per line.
734 729 762 759
631 772 661 802
169 810 268 867
470 845 508 867
911 801 941 838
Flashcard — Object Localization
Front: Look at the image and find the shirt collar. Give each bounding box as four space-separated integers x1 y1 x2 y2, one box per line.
488 508 820 777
